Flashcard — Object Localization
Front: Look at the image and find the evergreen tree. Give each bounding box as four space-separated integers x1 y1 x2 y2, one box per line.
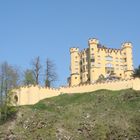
23 69 36 85
133 65 140 78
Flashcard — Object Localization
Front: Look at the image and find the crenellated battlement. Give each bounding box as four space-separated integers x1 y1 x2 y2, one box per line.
17 85 59 90
97 46 121 54
88 38 99 45
70 47 79 53
122 42 132 48
68 78 134 88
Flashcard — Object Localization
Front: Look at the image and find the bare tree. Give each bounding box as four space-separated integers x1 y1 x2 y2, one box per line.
32 56 42 85
45 58 57 87
0 62 19 121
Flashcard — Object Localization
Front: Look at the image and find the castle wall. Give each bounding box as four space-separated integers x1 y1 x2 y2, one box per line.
12 86 60 106
12 78 140 106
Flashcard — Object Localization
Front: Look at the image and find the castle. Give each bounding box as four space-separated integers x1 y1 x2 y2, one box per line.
69 38 133 86
11 38 140 106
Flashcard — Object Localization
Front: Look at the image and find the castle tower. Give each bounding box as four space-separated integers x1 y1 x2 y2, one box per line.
70 48 80 86
88 38 99 83
122 42 133 79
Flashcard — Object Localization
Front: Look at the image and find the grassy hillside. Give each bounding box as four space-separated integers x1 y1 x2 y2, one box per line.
0 89 140 140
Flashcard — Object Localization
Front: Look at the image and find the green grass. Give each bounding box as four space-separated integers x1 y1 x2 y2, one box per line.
0 89 140 140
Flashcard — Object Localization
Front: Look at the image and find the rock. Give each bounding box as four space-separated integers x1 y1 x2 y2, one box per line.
37 121 46 129
4 132 17 140
77 128 83 134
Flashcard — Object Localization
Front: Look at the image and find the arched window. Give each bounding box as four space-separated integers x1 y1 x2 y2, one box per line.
105 63 114 75
105 63 113 68
14 95 18 103
105 56 113 61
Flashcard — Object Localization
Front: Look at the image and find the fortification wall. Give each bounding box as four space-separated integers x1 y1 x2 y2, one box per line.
60 79 134 94
13 86 60 106
12 78 140 106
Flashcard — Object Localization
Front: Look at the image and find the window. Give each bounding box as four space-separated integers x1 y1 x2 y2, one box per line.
75 61 79 66
83 65 87 71
83 65 85 72
91 58 95 62
115 57 119 62
115 64 119 70
120 65 124 70
105 64 114 75
124 65 127 71
106 63 113 68
120 58 123 62
97 63 101 67
120 58 125 62
91 63 94 67
91 53 94 58
106 56 113 61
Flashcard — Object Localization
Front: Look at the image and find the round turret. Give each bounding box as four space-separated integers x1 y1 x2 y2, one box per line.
70 47 79 53
88 38 99 45
70 47 80 86
122 42 132 49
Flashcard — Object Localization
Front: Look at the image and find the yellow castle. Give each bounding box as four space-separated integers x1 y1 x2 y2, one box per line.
12 38 140 106
69 38 133 86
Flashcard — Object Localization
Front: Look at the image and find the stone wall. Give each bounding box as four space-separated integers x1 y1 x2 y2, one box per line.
12 78 140 106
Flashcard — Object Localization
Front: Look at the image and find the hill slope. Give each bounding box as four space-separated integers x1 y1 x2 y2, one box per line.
0 89 140 140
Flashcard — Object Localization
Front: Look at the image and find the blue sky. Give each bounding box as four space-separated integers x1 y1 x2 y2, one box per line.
0 0 140 86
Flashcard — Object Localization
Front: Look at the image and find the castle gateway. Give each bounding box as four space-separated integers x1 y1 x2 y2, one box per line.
69 38 133 86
